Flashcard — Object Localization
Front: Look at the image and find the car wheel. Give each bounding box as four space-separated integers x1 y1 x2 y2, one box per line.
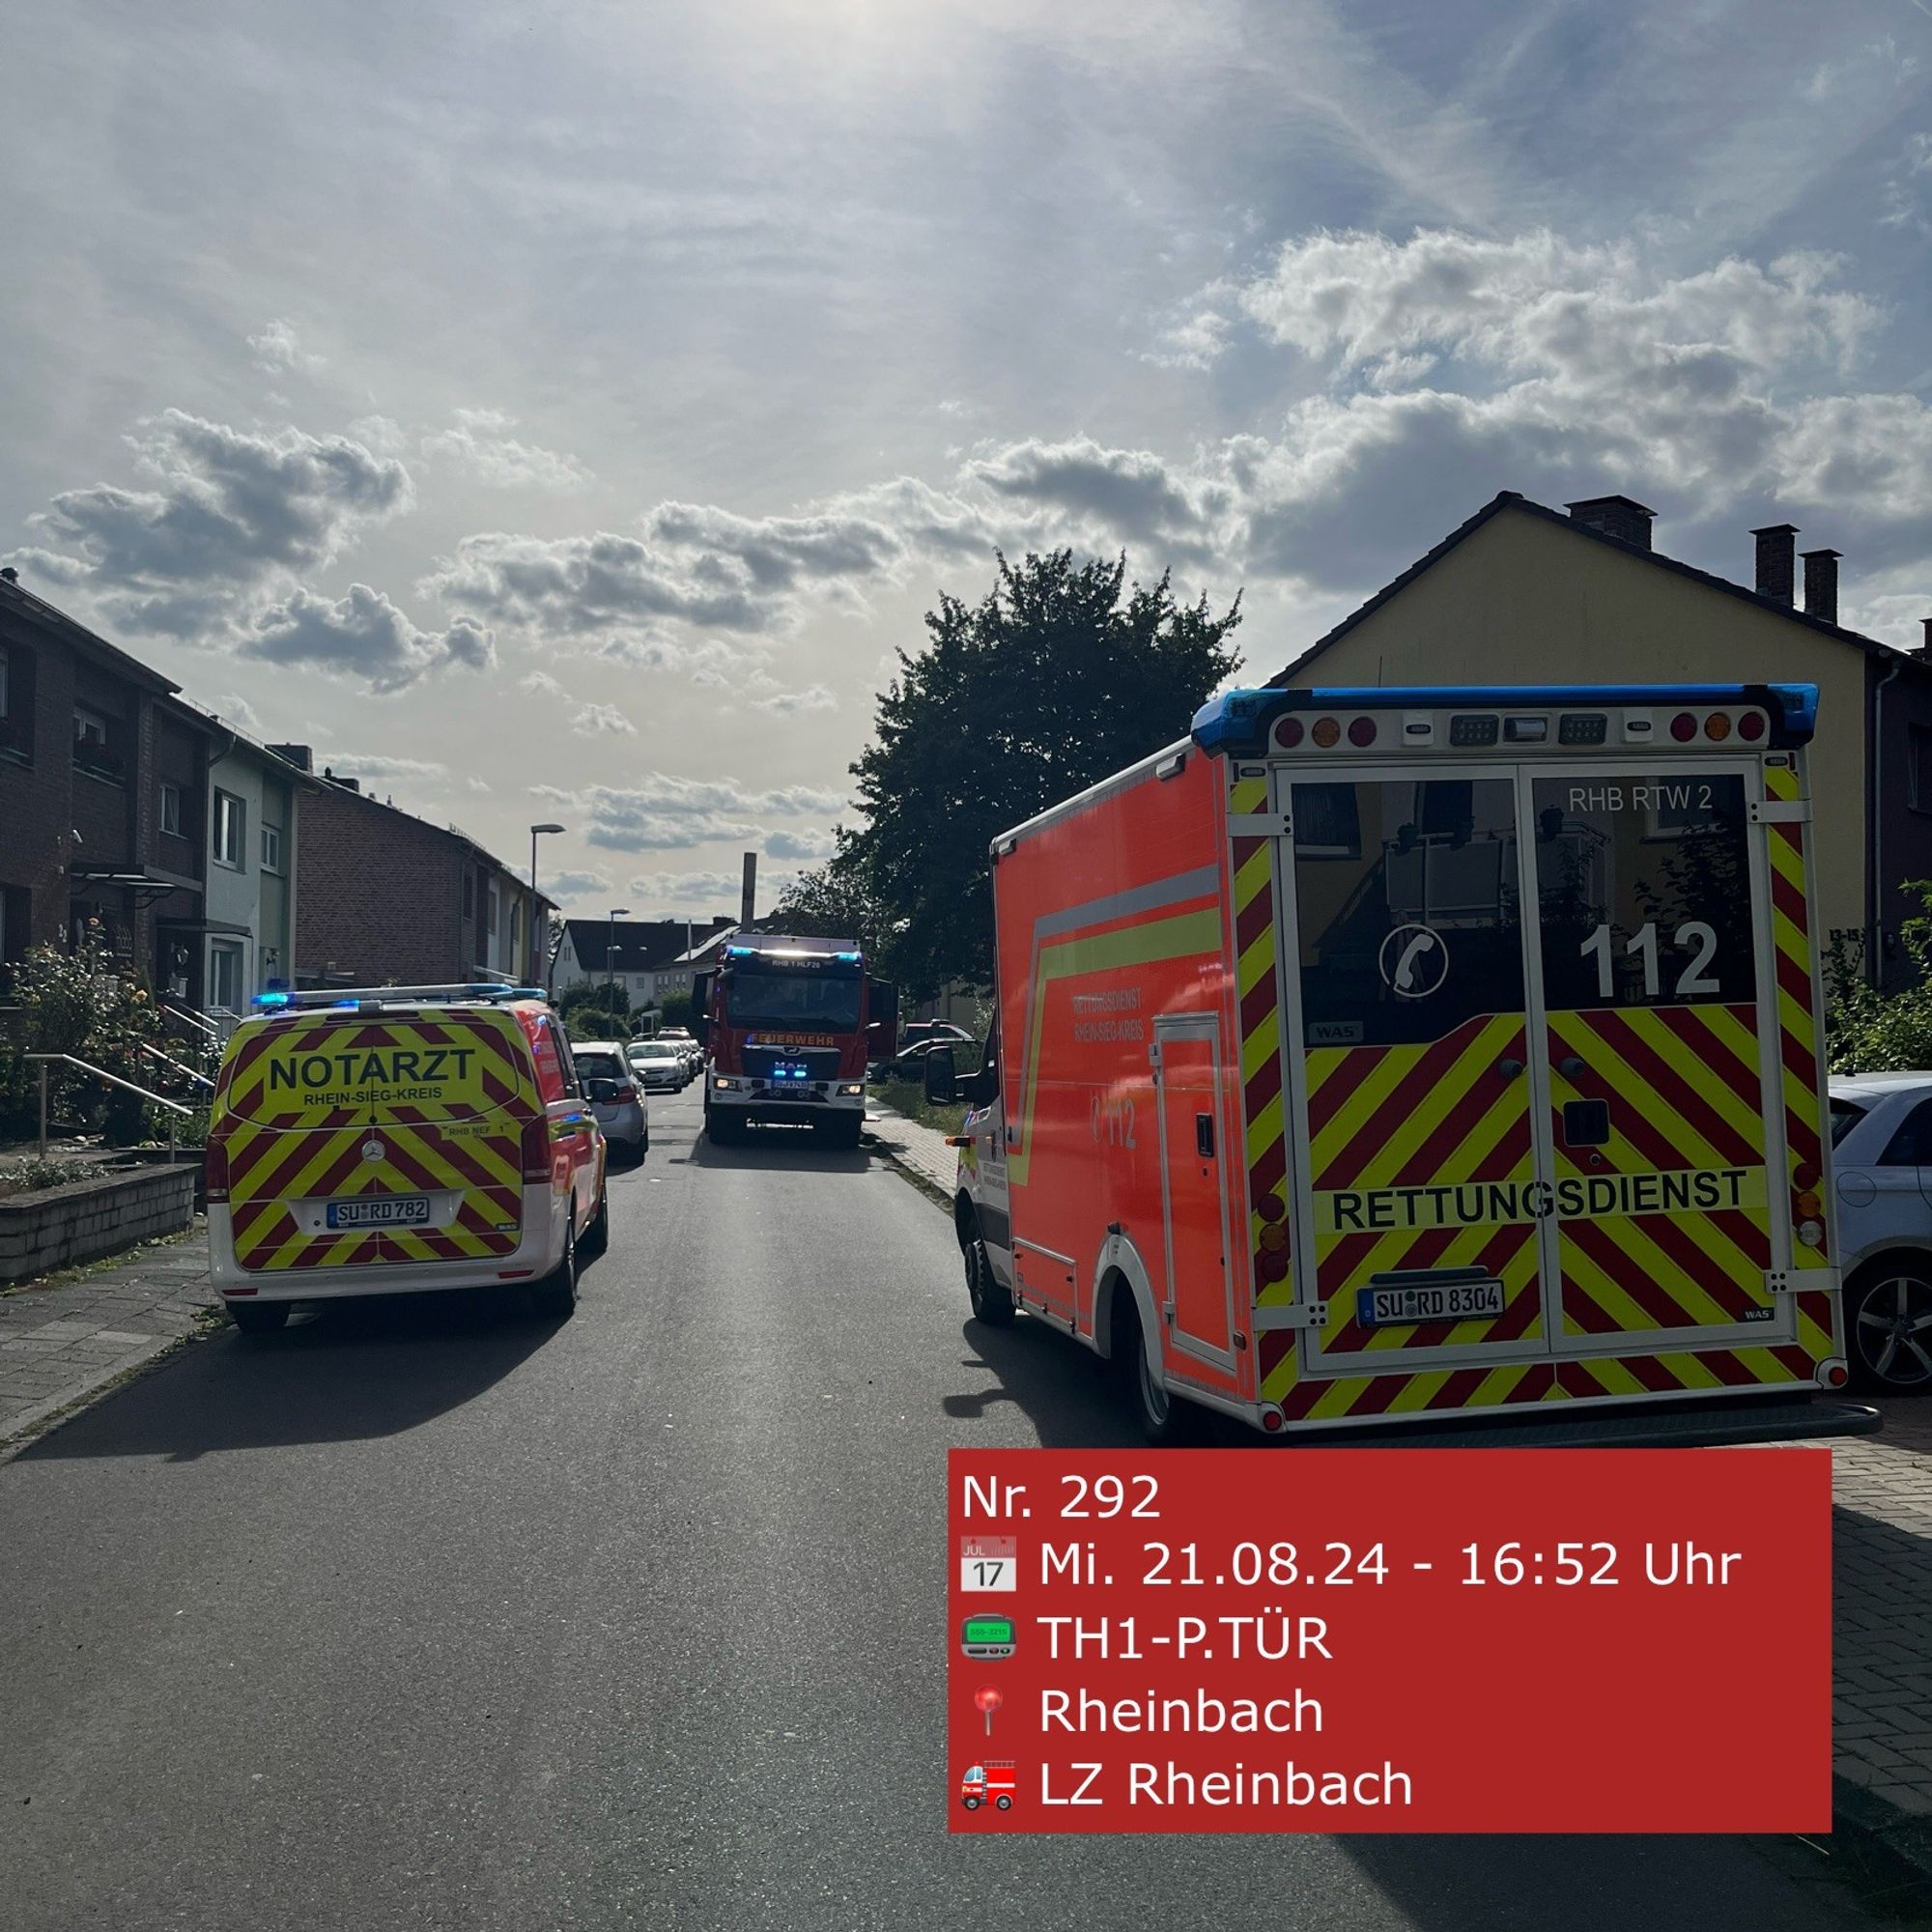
580 1179 610 1260
965 1236 1013 1327
229 1300 290 1337
531 1220 578 1321
1847 1264 1932 1393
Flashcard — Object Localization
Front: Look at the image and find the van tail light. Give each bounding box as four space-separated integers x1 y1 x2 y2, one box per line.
521 1118 554 1182
206 1135 231 1205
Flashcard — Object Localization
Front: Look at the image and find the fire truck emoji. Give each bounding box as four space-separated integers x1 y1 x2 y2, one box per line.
960 1761 1016 1811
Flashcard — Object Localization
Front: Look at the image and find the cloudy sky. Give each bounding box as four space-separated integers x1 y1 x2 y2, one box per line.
4 0 1928 916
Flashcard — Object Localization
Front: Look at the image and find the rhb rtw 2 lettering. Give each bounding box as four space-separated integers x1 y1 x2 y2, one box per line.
1320 1167 1762 1234
265 1047 476 1091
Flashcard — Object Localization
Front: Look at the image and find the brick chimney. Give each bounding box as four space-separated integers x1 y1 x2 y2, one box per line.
1801 549 1841 626
1566 495 1656 551
1751 524 1799 606
1921 617 1932 654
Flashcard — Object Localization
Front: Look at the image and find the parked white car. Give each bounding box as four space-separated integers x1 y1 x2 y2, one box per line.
574 1041 649 1162
1828 1072 1932 1393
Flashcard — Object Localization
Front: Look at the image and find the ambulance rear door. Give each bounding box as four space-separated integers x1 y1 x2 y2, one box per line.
1529 757 1788 1362
1277 767 1549 1375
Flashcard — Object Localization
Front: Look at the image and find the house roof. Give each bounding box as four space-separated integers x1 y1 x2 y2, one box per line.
1268 491 1931 687
565 916 736 974
158 694 325 789
0 573 181 694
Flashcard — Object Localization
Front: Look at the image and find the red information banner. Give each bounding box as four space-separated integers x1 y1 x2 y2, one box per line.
947 1448 1831 1834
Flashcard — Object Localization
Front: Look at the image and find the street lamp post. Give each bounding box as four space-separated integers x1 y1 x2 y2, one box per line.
607 906 631 1021
529 823 564 985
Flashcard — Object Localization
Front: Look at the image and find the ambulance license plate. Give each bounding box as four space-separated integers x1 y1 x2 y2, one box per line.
327 1196 430 1229
1357 1279 1505 1327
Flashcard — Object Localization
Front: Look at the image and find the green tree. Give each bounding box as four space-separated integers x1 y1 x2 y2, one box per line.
771 834 890 953
1825 885 1932 1071
846 550 1241 996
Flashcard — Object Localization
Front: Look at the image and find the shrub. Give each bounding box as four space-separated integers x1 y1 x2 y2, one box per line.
1824 884 1932 1073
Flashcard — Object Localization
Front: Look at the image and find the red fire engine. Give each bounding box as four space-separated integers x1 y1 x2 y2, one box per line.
960 1762 1016 1810
932 683 1877 1448
696 934 895 1149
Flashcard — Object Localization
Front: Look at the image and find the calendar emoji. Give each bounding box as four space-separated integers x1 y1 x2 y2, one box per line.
959 1535 1017 1592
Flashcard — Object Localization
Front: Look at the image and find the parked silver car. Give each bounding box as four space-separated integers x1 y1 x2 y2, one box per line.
1828 1072 1932 1392
627 1038 690 1093
574 1041 649 1162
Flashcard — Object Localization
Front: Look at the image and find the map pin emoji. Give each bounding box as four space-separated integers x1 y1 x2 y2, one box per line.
974 1686 1004 1737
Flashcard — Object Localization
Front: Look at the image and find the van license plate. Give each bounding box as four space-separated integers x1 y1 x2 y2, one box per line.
327 1196 430 1229
1357 1280 1505 1327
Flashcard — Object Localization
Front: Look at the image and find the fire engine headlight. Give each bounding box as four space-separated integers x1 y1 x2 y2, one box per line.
713 1076 743 1092
838 1083 864 1096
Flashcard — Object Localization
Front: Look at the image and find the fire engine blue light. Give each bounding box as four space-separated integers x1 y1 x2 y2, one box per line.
1190 682 1820 753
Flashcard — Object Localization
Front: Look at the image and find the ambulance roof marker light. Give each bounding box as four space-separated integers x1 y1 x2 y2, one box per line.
254 990 292 1009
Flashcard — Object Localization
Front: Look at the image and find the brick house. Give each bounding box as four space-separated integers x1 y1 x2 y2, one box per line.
288 762 554 988
0 567 210 1000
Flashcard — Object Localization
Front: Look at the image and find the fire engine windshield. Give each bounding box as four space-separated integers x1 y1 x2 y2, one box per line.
725 969 864 1031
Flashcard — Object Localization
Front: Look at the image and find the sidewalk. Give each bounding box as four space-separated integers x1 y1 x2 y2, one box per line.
865 1102 1932 1871
0 1220 218 1453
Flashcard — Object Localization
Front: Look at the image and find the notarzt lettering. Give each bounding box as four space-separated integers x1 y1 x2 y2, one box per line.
266 1048 476 1092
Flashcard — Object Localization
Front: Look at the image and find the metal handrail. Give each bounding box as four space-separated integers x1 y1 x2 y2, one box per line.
24 1052 193 1161
163 1000 220 1040
138 1040 216 1091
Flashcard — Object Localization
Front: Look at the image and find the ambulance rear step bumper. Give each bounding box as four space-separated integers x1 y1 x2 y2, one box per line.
1281 1394 1880 1451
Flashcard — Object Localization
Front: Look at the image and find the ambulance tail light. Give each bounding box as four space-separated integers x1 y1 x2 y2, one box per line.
205 1135 231 1206
1347 715 1378 747
1311 717 1341 748
1738 710 1766 742
1704 712 1732 742
1820 1358 1849 1390
1669 712 1698 742
521 1119 554 1182
1274 716 1305 750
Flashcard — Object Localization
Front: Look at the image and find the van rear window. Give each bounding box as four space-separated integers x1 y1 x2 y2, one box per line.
218 1012 530 1122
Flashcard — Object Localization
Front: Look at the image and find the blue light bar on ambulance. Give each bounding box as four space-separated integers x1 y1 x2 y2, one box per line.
1190 683 1819 755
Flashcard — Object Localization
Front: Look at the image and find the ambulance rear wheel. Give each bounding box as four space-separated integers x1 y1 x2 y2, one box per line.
966 1237 1013 1327
580 1179 610 1261
1116 1295 1195 1445
229 1301 289 1337
531 1223 577 1321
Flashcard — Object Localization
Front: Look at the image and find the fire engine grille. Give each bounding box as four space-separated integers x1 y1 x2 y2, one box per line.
742 1044 843 1083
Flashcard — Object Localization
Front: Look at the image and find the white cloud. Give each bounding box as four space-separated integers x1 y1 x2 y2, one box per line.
346 414 409 457
247 318 322 376
206 692 263 733
545 868 615 903
547 773 846 853
763 828 837 862
750 680 836 714
421 409 594 492
12 410 414 640
627 868 793 915
520 668 571 697
320 752 448 781
246 584 496 692
572 700 637 735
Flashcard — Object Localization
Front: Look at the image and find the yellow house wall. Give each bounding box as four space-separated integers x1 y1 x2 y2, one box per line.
1277 507 1869 942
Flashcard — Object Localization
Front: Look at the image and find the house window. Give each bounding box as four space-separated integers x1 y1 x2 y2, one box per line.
0 643 29 762
1910 727 1932 814
261 822 283 873
159 782 183 838
213 789 246 868
209 940 243 1012
463 870 475 917
486 883 498 937
72 702 121 780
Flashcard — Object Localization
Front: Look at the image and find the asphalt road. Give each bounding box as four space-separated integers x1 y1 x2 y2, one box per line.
0 1089 1875 1931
